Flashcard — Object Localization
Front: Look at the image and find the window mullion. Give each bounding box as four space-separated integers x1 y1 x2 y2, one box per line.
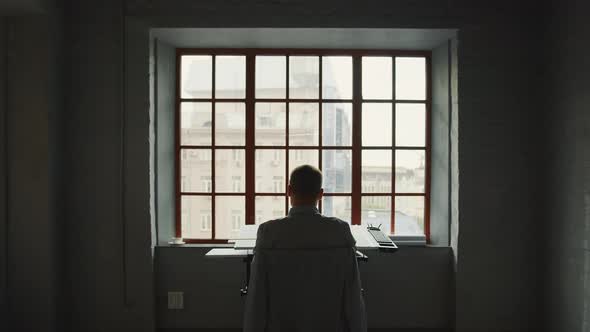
318 56 323 214
285 56 290 214
175 50 182 238
245 54 256 225
391 56 397 235
424 56 432 242
351 56 362 225
211 56 216 240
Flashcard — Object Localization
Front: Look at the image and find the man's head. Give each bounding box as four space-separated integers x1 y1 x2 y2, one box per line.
288 165 323 206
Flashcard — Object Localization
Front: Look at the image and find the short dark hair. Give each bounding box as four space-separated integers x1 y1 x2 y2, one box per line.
289 165 322 197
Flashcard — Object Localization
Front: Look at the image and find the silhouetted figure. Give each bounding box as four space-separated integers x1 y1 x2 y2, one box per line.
244 165 367 332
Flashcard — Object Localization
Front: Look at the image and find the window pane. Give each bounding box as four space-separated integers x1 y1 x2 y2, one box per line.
215 196 245 239
395 196 425 235
181 196 212 239
216 103 245 146
289 56 319 99
255 150 286 193
396 57 426 101
396 103 426 147
255 103 286 146
323 103 352 146
256 196 286 224
181 149 212 192
181 55 212 99
181 102 212 146
215 150 245 193
289 103 319 146
215 56 246 99
322 56 352 100
322 150 352 193
361 196 391 234
362 57 392 100
362 150 392 193
362 103 392 146
289 150 319 180
322 196 351 223
256 56 286 99
395 150 425 193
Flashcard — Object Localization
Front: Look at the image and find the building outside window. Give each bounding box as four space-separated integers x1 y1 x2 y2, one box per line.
200 213 212 231
232 176 242 192
231 212 242 231
201 177 212 192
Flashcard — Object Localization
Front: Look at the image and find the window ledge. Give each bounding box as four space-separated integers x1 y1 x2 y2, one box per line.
157 243 235 248
390 234 427 246
157 236 427 248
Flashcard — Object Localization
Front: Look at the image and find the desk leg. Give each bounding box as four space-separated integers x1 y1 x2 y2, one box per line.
240 255 253 296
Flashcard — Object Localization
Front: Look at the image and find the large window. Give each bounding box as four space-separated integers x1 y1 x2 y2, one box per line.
176 49 430 243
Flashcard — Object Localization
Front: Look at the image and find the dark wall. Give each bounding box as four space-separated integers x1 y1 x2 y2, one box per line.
544 0 590 330
0 13 64 331
455 22 543 331
64 1 155 330
0 17 7 328
156 247 454 329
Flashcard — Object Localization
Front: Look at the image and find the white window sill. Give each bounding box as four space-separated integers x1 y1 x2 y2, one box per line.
158 235 428 248
390 234 427 246
158 243 235 248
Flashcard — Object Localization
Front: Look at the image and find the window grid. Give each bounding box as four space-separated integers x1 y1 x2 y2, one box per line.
176 49 431 243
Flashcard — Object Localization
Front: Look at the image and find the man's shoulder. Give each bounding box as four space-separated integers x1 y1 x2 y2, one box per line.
257 215 354 248
263 215 349 226
318 215 351 229
259 216 288 228
257 217 287 235
258 215 351 233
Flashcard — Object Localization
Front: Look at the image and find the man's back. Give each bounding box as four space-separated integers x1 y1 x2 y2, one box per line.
255 206 356 249
245 205 367 332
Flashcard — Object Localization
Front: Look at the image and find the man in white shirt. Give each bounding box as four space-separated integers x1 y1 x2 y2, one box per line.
244 165 367 332
255 165 356 249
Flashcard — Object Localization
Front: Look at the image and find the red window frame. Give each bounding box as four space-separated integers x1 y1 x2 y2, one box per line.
176 48 432 243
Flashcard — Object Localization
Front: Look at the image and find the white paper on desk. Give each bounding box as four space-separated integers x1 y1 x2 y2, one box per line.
230 224 259 241
233 224 378 250
350 225 379 248
206 248 252 258
234 239 257 249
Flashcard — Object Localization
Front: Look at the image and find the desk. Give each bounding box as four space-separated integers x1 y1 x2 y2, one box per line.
206 224 396 295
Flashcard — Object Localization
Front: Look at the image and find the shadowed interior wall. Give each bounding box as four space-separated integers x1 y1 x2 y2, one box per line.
454 22 543 331
64 1 154 330
0 13 64 331
156 247 454 329
0 17 7 329
544 0 590 331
